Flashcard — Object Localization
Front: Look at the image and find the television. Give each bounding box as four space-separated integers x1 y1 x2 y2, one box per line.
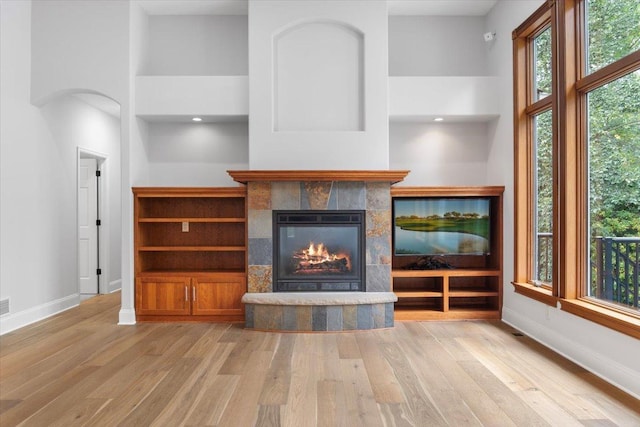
393 197 491 256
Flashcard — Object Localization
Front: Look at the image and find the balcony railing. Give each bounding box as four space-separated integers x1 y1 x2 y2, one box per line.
536 234 640 309
536 232 553 283
593 237 640 309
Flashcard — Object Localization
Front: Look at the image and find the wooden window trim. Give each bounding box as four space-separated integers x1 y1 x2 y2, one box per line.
513 2 553 294
576 50 640 93
514 0 640 339
561 299 640 340
512 281 558 306
560 0 640 335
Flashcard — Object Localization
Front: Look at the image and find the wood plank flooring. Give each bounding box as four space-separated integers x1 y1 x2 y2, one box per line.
1 292 638 426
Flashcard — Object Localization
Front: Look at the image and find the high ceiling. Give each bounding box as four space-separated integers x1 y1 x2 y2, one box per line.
138 0 498 16
388 1 497 16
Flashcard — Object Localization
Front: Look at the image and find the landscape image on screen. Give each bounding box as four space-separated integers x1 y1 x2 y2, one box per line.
394 198 490 256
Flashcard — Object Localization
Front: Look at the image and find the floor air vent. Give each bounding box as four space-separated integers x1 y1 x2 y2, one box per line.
0 298 9 316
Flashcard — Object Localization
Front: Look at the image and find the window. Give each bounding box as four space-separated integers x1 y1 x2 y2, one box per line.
586 73 640 312
534 27 552 101
534 109 553 285
585 0 640 74
514 0 640 337
513 4 555 298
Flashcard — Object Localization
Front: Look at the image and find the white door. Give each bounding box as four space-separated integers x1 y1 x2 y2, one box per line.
79 158 99 295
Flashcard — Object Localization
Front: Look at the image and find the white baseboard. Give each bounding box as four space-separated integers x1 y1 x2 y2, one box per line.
0 293 80 335
107 279 121 294
118 308 136 325
502 306 640 400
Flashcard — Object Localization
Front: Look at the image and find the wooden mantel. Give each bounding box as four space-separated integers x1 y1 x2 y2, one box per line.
227 170 409 184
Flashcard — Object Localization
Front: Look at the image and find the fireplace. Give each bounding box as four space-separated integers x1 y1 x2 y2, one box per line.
273 210 366 292
228 171 408 331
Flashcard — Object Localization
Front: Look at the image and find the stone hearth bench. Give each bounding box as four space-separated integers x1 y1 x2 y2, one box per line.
242 292 398 332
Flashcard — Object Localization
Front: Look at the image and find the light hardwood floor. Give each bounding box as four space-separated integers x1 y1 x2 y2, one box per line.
1 292 638 426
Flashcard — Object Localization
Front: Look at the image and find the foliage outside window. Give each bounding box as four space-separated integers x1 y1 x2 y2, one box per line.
533 26 553 286
585 0 640 74
534 27 552 101
583 0 640 315
513 0 640 338
534 109 553 285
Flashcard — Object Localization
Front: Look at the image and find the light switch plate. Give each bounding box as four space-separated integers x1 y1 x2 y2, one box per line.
182 221 189 232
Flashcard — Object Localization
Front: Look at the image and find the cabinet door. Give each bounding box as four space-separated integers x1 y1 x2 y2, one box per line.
136 277 191 316
192 276 245 316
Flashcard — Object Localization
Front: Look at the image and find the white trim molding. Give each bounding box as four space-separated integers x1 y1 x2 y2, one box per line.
503 306 640 399
108 279 122 294
0 293 79 335
118 307 136 325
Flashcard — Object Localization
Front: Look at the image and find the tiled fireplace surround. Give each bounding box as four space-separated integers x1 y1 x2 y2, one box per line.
230 171 407 332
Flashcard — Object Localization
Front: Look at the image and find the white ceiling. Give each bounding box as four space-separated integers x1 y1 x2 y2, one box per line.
137 0 248 15
388 1 497 16
138 0 498 16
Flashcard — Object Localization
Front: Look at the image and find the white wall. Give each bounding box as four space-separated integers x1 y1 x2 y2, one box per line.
249 0 388 170
130 6 249 188
30 0 130 105
389 76 499 119
1 1 74 332
390 122 489 186
0 1 121 334
42 96 122 294
129 2 151 187
144 121 248 186
145 15 248 76
485 0 640 398
389 15 488 76
274 21 364 132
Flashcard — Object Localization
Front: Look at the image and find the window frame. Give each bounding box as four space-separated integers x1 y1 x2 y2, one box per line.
513 0 640 338
513 1 557 304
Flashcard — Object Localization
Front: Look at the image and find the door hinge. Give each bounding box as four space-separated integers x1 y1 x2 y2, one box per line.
96 170 101 177
96 268 102 275
96 219 101 226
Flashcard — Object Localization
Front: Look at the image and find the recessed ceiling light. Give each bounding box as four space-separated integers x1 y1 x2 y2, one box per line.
434 117 444 122
192 117 202 122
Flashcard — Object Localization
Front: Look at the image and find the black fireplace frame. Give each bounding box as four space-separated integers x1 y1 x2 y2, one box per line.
272 210 366 292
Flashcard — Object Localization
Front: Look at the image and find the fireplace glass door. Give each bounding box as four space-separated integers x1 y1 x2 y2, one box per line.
273 211 365 291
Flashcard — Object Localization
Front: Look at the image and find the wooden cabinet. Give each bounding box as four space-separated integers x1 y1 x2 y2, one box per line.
133 187 247 322
136 276 191 316
191 274 245 317
136 273 246 320
391 186 504 320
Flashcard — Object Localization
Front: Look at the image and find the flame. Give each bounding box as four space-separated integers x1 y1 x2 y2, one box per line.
305 242 328 258
296 241 352 271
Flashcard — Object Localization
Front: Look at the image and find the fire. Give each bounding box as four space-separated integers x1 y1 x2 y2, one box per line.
293 241 352 273
304 242 329 260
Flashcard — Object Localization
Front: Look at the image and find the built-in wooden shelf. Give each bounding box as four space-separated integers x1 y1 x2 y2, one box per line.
138 218 245 223
391 186 506 198
392 269 500 278
227 170 409 184
133 187 247 322
391 186 504 321
138 246 246 252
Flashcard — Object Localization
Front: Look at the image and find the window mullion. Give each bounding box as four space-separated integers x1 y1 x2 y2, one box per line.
576 50 640 92
554 0 582 299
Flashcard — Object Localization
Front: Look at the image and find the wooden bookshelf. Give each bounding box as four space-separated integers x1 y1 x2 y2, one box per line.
133 187 247 322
